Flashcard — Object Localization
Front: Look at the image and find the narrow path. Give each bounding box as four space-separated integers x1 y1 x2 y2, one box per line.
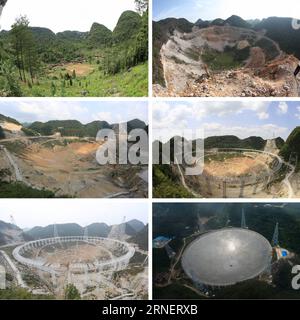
0 250 27 288
174 156 201 197
264 139 295 198
2 146 23 181
183 284 208 298
167 231 201 285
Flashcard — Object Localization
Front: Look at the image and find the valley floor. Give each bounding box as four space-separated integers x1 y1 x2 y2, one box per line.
19 62 148 97
0 137 148 198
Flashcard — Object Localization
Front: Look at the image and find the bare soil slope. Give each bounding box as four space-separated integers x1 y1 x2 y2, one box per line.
154 26 300 97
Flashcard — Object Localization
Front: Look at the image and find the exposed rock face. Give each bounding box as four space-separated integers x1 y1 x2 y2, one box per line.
0 220 24 246
154 25 300 97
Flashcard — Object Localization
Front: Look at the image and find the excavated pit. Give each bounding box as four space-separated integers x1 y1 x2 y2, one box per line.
154 26 300 97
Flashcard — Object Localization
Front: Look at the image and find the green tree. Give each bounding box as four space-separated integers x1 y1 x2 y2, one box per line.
10 16 29 81
135 0 148 14
64 284 81 300
23 27 40 84
51 81 56 96
0 60 22 97
10 16 40 84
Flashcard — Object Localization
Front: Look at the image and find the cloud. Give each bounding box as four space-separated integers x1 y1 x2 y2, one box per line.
277 101 288 115
295 106 300 119
153 102 192 130
2 0 136 32
153 101 270 131
193 101 270 119
257 112 269 120
152 101 289 141
153 5 182 21
0 101 148 125
16 101 89 121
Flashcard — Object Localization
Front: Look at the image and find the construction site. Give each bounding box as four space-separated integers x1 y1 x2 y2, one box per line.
181 210 291 293
0 213 149 300
0 124 148 198
173 139 298 198
153 203 299 299
153 23 300 97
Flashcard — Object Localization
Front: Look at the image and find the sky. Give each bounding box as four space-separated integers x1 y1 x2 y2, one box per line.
153 0 300 22
153 101 300 142
1 0 136 33
0 200 148 229
0 100 148 125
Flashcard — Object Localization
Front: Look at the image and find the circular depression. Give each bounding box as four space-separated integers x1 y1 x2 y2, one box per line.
181 228 272 287
13 236 135 274
198 148 282 183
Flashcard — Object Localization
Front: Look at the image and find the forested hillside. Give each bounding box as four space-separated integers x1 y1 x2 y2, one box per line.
0 0 148 97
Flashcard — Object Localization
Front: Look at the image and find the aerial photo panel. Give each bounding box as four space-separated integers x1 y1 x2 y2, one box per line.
1 0 300 310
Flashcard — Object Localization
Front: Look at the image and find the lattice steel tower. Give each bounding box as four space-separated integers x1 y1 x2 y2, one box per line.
241 208 247 229
53 223 59 238
272 222 279 247
84 226 88 238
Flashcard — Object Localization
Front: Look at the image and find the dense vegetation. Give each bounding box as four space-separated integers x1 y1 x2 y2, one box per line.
280 127 300 171
64 284 81 300
0 181 55 198
0 1 148 96
275 137 285 149
25 220 144 240
153 164 194 198
202 46 250 71
204 135 266 150
215 278 300 299
28 118 146 137
0 113 21 125
255 17 300 60
0 287 54 300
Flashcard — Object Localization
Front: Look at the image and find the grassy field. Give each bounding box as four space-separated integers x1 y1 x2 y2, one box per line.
20 62 148 97
202 50 241 71
202 46 249 71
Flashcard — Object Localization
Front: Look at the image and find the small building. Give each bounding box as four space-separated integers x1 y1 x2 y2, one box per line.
153 236 172 249
275 247 290 260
